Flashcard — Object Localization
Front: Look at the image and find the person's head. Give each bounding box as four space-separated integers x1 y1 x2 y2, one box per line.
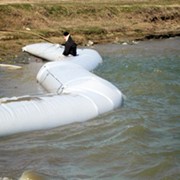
63 31 70 41
63 31 69 37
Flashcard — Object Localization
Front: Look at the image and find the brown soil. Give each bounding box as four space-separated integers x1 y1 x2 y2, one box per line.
0 0 180 63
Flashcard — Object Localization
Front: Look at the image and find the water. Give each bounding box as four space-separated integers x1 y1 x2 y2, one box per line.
0 56 46 98
0 38 179 180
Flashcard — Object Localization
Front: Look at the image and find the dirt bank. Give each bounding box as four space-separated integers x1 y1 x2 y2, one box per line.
0 0 180 62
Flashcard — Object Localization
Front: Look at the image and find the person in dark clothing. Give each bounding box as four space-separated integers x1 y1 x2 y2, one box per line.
62 31 77 56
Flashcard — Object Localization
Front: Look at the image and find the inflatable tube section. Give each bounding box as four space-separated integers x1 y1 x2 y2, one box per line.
0 61 123 136
36 61 123 111
22 43 102 71
0 94 99 136
0 43 123 136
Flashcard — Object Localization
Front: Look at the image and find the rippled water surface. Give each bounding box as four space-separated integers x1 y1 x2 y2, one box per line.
0 38 179 179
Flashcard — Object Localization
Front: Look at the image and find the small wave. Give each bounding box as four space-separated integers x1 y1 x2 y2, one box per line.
122 124 151 138
0 178 13 180
0 170 50 180
19 170 48 180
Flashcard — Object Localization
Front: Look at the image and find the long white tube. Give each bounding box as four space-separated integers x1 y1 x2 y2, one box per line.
0 43 123 136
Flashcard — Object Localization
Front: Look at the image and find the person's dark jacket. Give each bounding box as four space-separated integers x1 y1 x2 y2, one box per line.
63 36 77 56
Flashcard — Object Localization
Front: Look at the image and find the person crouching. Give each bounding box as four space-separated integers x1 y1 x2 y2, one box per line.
62 31 77 56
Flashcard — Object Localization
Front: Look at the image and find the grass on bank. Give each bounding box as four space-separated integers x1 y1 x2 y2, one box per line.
0 0 179 61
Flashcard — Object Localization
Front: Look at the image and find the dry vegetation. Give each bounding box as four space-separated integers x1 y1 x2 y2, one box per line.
0 0 180 62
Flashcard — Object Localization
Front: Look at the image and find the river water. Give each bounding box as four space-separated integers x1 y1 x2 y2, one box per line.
0 37 179 180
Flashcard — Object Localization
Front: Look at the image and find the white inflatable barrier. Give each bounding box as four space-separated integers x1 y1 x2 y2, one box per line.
22 43 103 71
0 43 123 136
